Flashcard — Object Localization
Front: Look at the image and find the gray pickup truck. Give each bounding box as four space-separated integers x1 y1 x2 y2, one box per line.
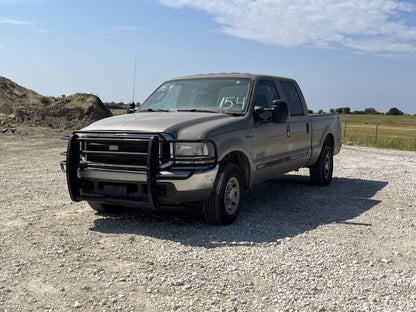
61 73 341 225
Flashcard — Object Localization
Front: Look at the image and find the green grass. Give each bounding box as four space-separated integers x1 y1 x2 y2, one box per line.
339 114 416 151
339 114 416 125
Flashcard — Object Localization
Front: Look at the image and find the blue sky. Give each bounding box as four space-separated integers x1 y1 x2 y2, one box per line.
1 0 416 114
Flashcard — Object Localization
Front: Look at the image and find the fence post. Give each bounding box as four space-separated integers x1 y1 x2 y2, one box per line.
375 122 380 143
344 121 347 138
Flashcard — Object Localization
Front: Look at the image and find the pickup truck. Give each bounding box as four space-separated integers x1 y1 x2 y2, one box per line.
61 73 341 225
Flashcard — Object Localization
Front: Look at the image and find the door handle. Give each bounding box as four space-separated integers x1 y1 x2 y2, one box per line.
245 131 254 138
287 125 291 137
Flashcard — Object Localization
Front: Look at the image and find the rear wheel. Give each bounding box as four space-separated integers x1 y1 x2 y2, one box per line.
203 163 243 225
310 145 333 186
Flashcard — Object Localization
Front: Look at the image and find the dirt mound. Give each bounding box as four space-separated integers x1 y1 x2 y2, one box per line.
0 76 112 129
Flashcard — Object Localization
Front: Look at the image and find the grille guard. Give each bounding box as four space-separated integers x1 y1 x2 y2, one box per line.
61 132 218 211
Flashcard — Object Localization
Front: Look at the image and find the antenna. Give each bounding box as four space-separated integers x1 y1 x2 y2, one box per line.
132 56 137 103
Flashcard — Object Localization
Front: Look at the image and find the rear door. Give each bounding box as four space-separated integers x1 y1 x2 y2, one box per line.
277 79 311 168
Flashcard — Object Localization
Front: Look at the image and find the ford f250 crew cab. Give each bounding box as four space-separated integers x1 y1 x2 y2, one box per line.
61 73 341 225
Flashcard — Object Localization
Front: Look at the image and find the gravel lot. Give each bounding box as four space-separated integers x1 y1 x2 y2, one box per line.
1 131 415 312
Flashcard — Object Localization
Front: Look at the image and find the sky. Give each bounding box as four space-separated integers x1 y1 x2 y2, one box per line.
1 0 416 114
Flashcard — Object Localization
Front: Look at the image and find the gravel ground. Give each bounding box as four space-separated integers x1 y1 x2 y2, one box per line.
1 131 415 312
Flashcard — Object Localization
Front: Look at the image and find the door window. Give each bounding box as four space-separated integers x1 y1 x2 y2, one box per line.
254 80 280 121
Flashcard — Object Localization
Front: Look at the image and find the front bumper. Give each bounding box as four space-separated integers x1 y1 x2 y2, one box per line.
68 165 219 207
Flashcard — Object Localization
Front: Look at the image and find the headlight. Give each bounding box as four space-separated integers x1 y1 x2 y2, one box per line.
173 142 216 165
174 142 210 157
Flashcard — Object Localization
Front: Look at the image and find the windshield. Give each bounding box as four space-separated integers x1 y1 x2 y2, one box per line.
139 78 251 114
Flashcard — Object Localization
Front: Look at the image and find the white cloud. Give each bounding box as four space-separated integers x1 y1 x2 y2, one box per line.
30 27 49 34
159 0 416 56
0 16 48 34
0 16 33 25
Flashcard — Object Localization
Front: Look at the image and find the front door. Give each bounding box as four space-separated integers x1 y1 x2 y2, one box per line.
249 79 291 182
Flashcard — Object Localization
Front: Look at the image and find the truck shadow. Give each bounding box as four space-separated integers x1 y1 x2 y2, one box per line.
89 175 388 248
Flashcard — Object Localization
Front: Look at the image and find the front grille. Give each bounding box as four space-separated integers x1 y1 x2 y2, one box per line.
76 133 169 172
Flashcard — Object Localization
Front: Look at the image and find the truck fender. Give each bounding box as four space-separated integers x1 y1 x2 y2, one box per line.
308 130 335 167
216 137 254 189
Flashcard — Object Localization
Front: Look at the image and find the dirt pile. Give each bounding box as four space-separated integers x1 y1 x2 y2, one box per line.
0 76 112 129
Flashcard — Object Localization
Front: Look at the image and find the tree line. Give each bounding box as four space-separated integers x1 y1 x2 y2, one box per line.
104 101 141 109
317 107 406 115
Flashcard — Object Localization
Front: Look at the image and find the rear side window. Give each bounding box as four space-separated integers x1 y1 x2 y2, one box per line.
280 81 304 116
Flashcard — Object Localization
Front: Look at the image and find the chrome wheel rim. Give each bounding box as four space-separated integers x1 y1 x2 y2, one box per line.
224 177 240 215
323 152 332 179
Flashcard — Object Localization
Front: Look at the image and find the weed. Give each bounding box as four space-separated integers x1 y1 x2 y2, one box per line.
39 96 51 105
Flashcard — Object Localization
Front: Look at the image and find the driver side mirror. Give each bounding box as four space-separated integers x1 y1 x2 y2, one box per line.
254 100 289 124
127 102 136 114
272 100 288 123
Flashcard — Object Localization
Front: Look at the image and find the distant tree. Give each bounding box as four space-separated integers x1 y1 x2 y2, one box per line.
386 107 404 115
352 110 365 114
308 110 313 114
104 102 128 109
364 107 381 115
329 108 335 113
318 109 324 114
333 107 351 114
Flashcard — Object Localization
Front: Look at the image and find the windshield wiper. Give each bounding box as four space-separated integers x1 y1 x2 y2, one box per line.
145 108 170 112
177 109 219 113
225 112 245 116
177 109 245 116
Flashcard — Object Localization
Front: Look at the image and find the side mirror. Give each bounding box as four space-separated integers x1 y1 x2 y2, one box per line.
127 103 136 114
272 100 288 123
254 105 265 114
253 105 265 122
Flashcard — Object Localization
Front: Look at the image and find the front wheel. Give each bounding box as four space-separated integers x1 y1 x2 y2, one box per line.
203 163 243 225
309 145 333 186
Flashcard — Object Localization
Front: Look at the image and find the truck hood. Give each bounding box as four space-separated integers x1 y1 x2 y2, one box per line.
81 112 238 139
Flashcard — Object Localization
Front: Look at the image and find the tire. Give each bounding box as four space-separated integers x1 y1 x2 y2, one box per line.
88 202 120 213
310 145 333 186
203 163 243 225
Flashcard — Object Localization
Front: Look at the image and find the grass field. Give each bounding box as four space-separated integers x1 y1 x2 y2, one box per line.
108 109 416 151
339 114 416 151
110 108 127 116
